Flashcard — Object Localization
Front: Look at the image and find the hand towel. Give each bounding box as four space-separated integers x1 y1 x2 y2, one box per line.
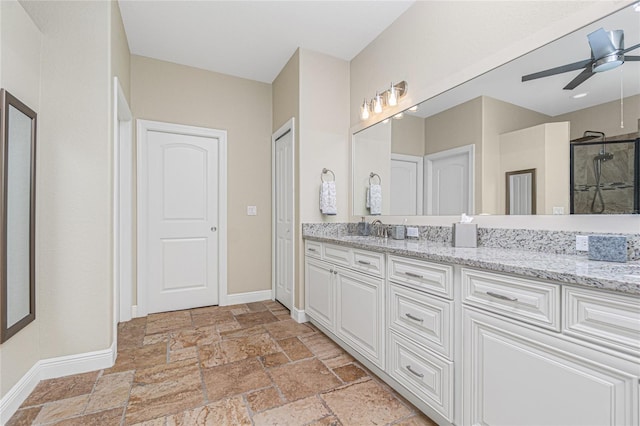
320 181 337 215
368 184 382 215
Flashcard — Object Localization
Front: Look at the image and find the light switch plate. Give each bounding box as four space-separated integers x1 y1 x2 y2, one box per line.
247 205 257 216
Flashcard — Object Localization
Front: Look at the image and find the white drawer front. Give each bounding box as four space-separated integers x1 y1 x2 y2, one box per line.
352 249 385 278
323 243 351 267
388 256 453 300
388 283 452 358
305 240 322 259
564 286 640 356
388 330 453 421
461 268 560 331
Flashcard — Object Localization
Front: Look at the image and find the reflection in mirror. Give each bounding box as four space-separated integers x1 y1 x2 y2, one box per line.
1 89 37 343
352 3 639 217
506 169 536 215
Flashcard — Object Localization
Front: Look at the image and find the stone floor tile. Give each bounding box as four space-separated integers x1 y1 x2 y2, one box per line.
143 333 168 346
218 324 266 340
259 351 290 368
192 310 236 328
321 379 411 425
269 358 341 401
252 396 330 426
129 417 166 426
332 363 368 383
85 370 134 413
52 407 124 426
215 321 242 333
105 342 167 374
22 371 98 407
300 333 354 368
146 311 192 334
32 394 89 424
307 415 342 426
245 387 284 413
200 333 279 367
235 311 278 327
166 396 251 426
264 319 316 340
394 413 440 426
169 346 198 362
4 406 41 426
246 301 269 312
230 307 250 316
201 358 271 402
277 337 313 361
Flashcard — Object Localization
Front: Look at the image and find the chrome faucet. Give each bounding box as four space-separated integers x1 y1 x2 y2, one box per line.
370 219 387 238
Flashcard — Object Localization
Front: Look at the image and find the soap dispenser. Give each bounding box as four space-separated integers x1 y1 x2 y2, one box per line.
357 217 370 236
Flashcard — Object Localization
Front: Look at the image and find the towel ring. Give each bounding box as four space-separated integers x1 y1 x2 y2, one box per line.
321 168 335 182
369 172 381 185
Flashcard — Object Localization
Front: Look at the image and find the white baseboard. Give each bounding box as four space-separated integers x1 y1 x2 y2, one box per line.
222 289 272 306
0 342 116 424
292 307 308 323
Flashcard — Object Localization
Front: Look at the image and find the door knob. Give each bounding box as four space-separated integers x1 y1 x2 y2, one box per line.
211 226 217 232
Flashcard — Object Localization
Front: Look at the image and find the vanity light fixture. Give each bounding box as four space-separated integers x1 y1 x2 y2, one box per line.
373 92 383 114
393 112 404 119
408 105 418 112
572 92 588 99
359 81 408 120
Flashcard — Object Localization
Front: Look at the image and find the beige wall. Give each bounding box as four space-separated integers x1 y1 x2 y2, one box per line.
110 0 131 99
392 115 424 156
0 0 42 397
131 55 272 296
555 94 640 141
350 0 639 232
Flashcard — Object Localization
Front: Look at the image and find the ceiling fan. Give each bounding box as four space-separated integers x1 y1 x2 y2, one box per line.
521 28 640 90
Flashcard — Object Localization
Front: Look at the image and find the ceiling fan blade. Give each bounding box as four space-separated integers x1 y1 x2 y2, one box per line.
624 55 640 61
588 28 616 58
521 59 592 82
563 67 595 90
622 42 640 54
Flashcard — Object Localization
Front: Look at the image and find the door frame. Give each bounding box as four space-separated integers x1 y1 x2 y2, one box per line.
424 144 475 215
136 119 227 317
113 77 132 334
271 118 295 313
390 153 424 215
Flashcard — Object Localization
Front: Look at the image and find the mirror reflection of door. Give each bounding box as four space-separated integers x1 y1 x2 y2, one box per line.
506 169 536 215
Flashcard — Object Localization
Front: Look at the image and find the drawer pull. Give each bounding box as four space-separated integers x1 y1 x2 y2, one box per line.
405 313 424 323
405 365 424 378
405 271 424 279
486 291 518 302
357 260 371 265
308 248 317 252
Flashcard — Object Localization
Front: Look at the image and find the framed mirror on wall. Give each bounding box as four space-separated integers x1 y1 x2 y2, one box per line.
0 89 37 343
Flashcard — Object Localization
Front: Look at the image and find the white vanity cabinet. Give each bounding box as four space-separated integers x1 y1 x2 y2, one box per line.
304 240 385 368
461 268 639 426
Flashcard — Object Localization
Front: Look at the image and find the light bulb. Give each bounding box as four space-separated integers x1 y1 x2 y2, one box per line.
360 99 370 120
408 105 418 112
374 92 383 113
388 83 397 106
393 112 403 119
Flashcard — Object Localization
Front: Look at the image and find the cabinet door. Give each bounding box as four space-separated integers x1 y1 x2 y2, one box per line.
463 307 639 426
336 268 385 368
305 258 335 332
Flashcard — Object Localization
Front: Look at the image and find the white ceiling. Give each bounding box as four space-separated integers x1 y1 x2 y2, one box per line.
118 0 414 83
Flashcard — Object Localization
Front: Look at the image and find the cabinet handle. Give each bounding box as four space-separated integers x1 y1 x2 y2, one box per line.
486 291 518 302
405 313 424 323
334 271 338 275
329 269 334 274
406 365 424 378
405 271 423 279
357 260 371 265
308 248 317 252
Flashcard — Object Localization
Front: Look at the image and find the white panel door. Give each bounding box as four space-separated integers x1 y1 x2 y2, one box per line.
274 127 294 310
425 145 474 215
145 129 220 314
390 154 423 215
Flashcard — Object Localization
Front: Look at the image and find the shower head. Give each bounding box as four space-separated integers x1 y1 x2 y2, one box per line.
571 130 606 143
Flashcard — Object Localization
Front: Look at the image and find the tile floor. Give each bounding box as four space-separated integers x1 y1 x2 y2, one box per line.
8 301 437 425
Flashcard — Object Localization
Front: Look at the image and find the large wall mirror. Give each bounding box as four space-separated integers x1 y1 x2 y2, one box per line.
1 89 37 343
353 3 639 217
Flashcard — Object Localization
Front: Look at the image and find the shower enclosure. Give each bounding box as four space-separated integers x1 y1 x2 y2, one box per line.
570 138 639 214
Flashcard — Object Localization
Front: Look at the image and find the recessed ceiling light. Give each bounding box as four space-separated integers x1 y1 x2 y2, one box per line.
634 2 640 12
572 92 588 99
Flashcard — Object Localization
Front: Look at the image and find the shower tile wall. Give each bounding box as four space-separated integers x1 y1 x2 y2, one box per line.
573 141 637 214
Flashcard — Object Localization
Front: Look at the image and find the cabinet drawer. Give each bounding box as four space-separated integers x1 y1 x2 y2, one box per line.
388 283 452 358
388 256 453 299
388 330 453 421
323 243 351 267
564 286 640 356
462 268 560 331
305 240 322 259
352 249 385 278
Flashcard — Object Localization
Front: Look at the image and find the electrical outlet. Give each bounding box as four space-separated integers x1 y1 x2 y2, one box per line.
552 207 564 215
576 235 589 251
247 205 257 216
406 227 419 238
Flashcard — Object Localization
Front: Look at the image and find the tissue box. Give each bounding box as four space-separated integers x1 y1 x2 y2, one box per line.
452 223 477 248
391 225 405 240
588 235 627 262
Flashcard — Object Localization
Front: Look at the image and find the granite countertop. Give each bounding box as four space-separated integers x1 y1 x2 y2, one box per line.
303 233 640 296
